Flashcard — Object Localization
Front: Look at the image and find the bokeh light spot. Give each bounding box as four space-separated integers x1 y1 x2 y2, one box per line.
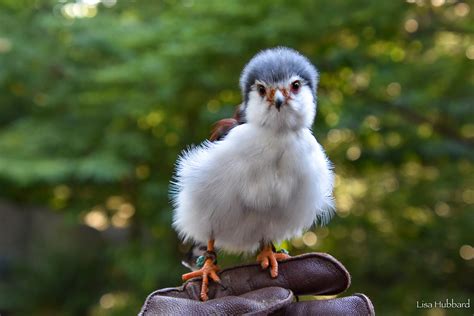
325 113 340 126
61 3 97 19
390 47 405 62
336 195 353 216
417 123 433 138
385 132 402 147
118 203 136 219
327 129 342 144
466 46 474 60
302 231 318 247
84 208 109 231
100 293 115 309
459 245 474 260
146 111 164 127
364 115 380 131
434 202 451 217
404 19 419 33
431 0 445 7
112 214 129 228
346 145 361 161
102 0 117 7
460 124 474 137
107 196 124 210
54 185 71 200
454 3 470 17
0 37 12 53
386 82 401 97
462 189 474 204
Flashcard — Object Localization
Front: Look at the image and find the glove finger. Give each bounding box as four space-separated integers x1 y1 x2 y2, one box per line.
213 252 350 299
157 253 350 301
276 293 375 316
139 286 293 316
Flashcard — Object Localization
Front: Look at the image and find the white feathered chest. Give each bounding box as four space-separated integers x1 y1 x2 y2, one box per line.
172 123 334 253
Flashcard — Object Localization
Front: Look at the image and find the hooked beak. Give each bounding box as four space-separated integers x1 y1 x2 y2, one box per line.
274 90 284 112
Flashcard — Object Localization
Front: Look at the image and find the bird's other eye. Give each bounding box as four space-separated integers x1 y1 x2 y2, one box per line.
256 84 266 97
291 80 301 93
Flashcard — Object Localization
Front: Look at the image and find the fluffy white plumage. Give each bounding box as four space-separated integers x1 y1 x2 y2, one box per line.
171 47 334 254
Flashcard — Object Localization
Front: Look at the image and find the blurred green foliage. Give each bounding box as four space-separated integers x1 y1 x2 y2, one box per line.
0 0 473 315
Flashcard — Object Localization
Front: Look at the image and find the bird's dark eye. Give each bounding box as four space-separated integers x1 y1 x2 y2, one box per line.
291 80 301 93
256 84 266 97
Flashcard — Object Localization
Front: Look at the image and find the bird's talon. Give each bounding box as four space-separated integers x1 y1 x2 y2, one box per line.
271 269 278 278
260 257 269 269
274 252 290 261
256 245 291 278
182 257 220 301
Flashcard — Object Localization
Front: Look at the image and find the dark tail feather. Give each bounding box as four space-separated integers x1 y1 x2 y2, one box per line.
209 103 246 141
209 118 239 141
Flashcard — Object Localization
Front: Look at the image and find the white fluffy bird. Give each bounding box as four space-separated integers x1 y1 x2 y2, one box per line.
171 47 334 300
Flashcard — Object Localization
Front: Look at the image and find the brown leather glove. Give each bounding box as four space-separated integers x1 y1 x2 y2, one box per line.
139 253 375 315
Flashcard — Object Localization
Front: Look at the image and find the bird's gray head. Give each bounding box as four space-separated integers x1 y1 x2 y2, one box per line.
239 47 318 131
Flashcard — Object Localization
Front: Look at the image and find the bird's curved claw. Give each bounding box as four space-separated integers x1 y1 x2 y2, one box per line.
182 258 220 301
256 246 290 278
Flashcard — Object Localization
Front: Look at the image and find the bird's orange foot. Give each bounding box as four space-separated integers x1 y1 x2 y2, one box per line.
182 256 220 301
256 246 290 278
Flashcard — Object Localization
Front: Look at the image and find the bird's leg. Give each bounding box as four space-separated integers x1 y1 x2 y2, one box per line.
256 242 290 278
181 239 220 301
